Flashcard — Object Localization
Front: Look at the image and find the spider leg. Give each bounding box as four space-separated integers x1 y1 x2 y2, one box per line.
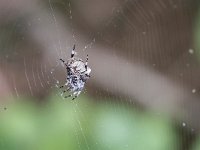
65 94 72 98
59 85 64 88
60 83 69 89
59 85 66 94
72 96 77 100
71 44 76 58
66 86 71 92
85 54 88 70
77 91 81 96
72 91 81 100
63 87 71 93
64 87 74 99
60 59 67 66
65 93 76 100
60 82 71 93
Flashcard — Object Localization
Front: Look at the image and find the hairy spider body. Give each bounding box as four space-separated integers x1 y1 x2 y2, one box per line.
60 45 91 100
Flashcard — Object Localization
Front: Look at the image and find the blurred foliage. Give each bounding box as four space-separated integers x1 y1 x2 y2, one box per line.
192 137 200 150
195 7 200 61
0 94 178 150
193 7 200 150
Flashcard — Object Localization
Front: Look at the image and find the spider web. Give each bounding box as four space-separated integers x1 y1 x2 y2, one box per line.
45 1 94 149
0 0 199 150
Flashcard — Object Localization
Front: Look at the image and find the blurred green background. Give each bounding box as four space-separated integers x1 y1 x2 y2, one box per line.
0 95 178 150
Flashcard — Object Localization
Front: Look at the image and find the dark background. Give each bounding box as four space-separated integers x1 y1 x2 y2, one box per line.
0 0 200 149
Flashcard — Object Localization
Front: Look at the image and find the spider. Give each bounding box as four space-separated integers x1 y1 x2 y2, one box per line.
59 44 91 100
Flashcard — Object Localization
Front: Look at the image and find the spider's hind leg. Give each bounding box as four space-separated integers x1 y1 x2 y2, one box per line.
65 94 72 99
72 96 77 100
59 85 64 88
64 93 76 100
72 91 81 100
60 83 71 94
64 91 80 100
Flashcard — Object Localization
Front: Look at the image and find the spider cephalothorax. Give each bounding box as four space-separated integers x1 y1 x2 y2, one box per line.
60 45 91 100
